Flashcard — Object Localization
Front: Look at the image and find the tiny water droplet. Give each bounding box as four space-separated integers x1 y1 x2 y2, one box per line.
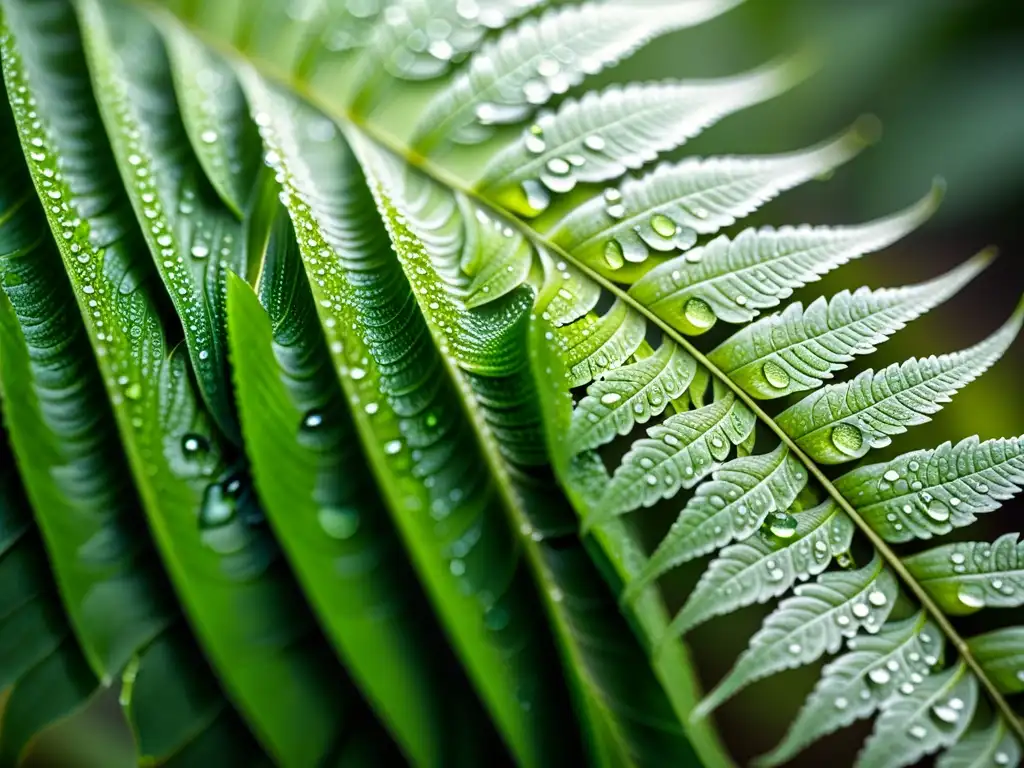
908 725 927 740
182 433 209 457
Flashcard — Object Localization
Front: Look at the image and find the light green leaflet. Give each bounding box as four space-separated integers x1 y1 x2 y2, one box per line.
81 0 246 442
664 500 855 638
695 556 899 719
4 5 361 763
478 56 803 209
966 628 1024 696
557 299 647 388
778 301 1024 464
938 715 1021 768
227 209 489 766
629 182 943 335
838 436 1024 542
633 443 809 594
758 612 941 767
547 125 871 281
710 252 992 399
856 661 977 768
412 0 745 149
904 534 1024 616
594 387 756 526
244 76 579 767
568 340 698 455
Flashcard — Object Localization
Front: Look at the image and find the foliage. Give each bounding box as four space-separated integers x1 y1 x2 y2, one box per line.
0 0 1021 766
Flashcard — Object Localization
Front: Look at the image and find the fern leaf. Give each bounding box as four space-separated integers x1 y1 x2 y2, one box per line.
412 0 743 149
557 299 647 387
548 125 870 280
838 436 1024 542
710 252 992 399
966 628 1024 695
758 611 940 767
462 206 535 308
479 56 803 210
568 341 698 454
856 661 978 768
778 303 1024 464
630 444 809 587
695 555 899 718
904 534 1024 615
592 389 756 526
629 182 943 335
937 714 1022 768
663 500 855 636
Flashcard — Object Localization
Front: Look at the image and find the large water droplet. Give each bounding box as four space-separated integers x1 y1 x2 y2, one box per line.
604 240 624 270
683 298 716 332
319 506 360 540
957 587 985 609
650 214 677 238
768 513 798 539
931 704 959 724
868 667 891 685
762 361 791 390
600 392 621 405
831 423 864 457
925 499 950 522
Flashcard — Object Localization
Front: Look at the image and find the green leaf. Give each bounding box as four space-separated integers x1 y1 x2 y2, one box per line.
629 442 808 584
478 56 804 211
778 301 1024 464
856 660 977 768
244 78 579 766
937 714 1022 768
594 388 756 527
758 612 941 768
0 81 173 682
839 435 1024 543
558 299 647 388
629 182 943 335
695 555 898 718
3 7 366 763
904 534 1024 616
227 214 490 766
666 500 854 637
710 251 992 400
163 23 260 217
412 0 744 150
966 628 1024 696
568 340 698 455
548 125 871 282
80 0 244 442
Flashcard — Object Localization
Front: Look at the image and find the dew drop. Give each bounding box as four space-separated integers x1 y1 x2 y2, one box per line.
931 704 959 724
831 423 864 457
851 603 870 619
768 513 798 539
834 696 848 710
868 667 891 685
762 361 791 390
925 499 950 522
957 587 985 609
181 433 209 457
650 213 677 238
604 240 625 270
683 298 716 332
908 725 927 740
318 506 360 540
584 135 606 152
200 129 218 144
600 392 622 405
868 590 887 607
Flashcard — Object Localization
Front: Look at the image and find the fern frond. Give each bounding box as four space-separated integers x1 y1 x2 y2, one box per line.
905 534 1024 615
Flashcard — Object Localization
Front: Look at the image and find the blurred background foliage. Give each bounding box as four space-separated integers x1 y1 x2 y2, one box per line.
13 0 1024 764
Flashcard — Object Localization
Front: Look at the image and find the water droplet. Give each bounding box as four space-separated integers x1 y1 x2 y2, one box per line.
302 410 325 431
600 392 621 405
650 214 677 238
384 440 403 456
762 361 791 390
319 506 360 540
683 298 716 332
190 243 210 259
831 423 864 457
868 590 887 607
788 643 801 655
182 433 209 457
957 587 985 609
584 135 606 152
124 382 142 401
931 704 959 724
349 367 367 380
768 513 798 539
995 752 1010 766
883 470 900 483
199 481 239 529
547 157 571 175
834 696 848 710
449 559 466 576
852 603 870 619
868 667 891 685
925 499 950 522
604 240 624 270
908 725 927 740
201 129 218 144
